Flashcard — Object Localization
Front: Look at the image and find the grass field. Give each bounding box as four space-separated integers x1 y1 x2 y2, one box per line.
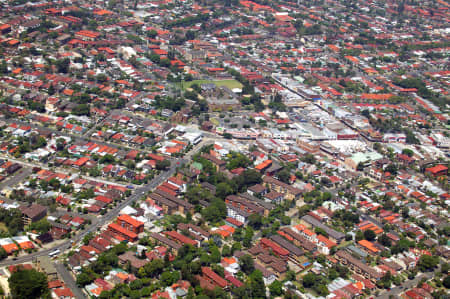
181 79 243 90
0 223 8 232
210 118 220 126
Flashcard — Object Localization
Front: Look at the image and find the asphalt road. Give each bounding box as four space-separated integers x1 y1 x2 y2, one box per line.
54 261 87 299
0 154 135 190
375 272 434 299
0 160 180 267
0 122 212 268
0 117 143 152
0 167 32 190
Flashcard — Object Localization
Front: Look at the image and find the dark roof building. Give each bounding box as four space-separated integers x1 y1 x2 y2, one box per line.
20 204 47 226
270 235 304 258
301 215 345 243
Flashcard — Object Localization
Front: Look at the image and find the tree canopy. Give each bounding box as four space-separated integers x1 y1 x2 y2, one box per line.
9 268 49 299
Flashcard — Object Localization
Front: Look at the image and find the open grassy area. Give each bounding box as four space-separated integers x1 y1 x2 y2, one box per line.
336 240 353 249
210 118 220 126
0 222 8 233
181 79 243 90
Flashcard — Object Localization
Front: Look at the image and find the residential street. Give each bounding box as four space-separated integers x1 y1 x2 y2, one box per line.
0 167 32 190
0 162 178 267
0 153 135 188
0 0 448 298
0 137 208 267
54 261 86 299
375 272 434 299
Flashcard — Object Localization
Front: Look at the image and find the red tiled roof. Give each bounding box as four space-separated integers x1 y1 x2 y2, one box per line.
54 288 74 298
425 164 448 174
117 214 144 229
95 195 113 204
202 267 228 288
260 238 289 256
108 223 138 240
225 217 244 227
164 231 197 246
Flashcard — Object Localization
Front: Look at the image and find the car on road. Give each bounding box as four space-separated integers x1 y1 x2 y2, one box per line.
127 185 134 189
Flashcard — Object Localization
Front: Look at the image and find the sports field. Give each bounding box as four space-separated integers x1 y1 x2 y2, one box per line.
181 79 243 90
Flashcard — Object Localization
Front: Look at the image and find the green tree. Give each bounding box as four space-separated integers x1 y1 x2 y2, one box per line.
239 254 254 275
364 229 376 241
269 280 283 296
149 53 160 64
377 272 392 289
243 227 254 248
401 148 414 157
443 275 450 289
417 255 439 272
315 227 328 238
222 245 231 257
147 29 158 39
99 154 115 164
0 60 7 74
391 238 414 254
156 159 170 170
385 164 398 176
83 232 94 245
441 263 449 275
301 154 316 164
160 58 171 68
89 168 101 177
315 284 329 296
216 182 233 199
185 30 195 40
302 273 316 288
55 58 70 73
401 207 409 219
130 279 143 290
0 247 7 260
226 152 251 170
249 270 266 299
9 268 49 298
161 271 180 287
56 138 66 151
48 84 55 95
232 169 262 192
96 73 108 83
248 214 263 230
29 219 51 234
355 230 364 242
76 272 94 287
144 259 164 277
72 104 90 116
277 169 291 183
48 178 60 189
210 246 221 263
202 198 226 222
378 234 391 247
405 129 419 144
328 268 339 280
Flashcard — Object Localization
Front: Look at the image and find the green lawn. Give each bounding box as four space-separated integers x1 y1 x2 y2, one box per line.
210 118 220 126
336 240 352 249
181 79 243 90
0 222 8 232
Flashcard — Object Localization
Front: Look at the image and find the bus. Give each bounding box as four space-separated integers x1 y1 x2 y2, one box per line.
49 249 60 258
